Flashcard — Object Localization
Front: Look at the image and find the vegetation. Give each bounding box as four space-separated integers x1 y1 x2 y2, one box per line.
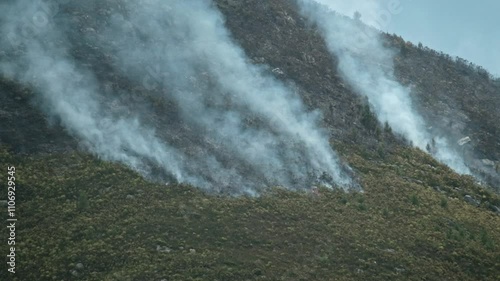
0 144 499 281
0 1 499 280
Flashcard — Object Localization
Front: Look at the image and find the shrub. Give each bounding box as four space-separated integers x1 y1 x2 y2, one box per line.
409 194 420 206
440 197 448 209
77 190 90 212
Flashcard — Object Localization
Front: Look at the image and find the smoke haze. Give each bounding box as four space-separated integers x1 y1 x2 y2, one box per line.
297 0 471 175
0 0 355 195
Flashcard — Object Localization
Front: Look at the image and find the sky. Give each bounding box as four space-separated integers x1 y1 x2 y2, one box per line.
315 0 500 77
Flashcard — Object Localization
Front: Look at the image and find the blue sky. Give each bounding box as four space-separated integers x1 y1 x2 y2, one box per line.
389 0 499 77
316 0 500 77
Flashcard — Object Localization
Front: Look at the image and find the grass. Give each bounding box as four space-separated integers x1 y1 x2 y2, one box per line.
0 145 499 281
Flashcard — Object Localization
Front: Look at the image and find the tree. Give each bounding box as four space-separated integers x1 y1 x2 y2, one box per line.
353 11 361 21
360 104 378 132
383 121 392 135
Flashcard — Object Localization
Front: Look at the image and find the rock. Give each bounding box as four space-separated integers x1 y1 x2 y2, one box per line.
432 186 442 193
426 164 437 170
75 263 84 270
189 248 196 254
482 159 495 167
252 57 266 63
70 270 79 277
83 27 96 33
272 67 284 75
491 205 500 215
464 195 480 207
457 136 471 146
156 245 171 253
126 194 135 200
383 248 395 253
395 267 406 274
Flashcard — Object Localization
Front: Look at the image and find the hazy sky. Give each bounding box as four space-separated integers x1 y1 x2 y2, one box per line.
317 0 500 77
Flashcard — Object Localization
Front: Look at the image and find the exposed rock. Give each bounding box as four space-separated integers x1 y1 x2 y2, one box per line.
464 195 480 207
490 205 500 215
75 263 84 270
271 67 284 75
425 164 437 170
457 136 471 146
481 159 495 167
432 186 446 193
156 245 171 253
395 267 406 274
125 194 135 200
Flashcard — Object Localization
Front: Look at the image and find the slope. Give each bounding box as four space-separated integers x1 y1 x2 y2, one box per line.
0 0 499 280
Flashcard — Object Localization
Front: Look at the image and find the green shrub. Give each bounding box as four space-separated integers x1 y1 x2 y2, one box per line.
440 197 448 209
357 203 367 211
77 190 90 212
480 229 495 250
409 194 420 206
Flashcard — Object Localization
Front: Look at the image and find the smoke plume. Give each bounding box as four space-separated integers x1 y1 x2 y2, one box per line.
297 0 471 175
0 0 355 194
0 0 190 183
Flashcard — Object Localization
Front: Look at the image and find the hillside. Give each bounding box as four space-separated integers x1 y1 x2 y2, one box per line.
1 0 500 280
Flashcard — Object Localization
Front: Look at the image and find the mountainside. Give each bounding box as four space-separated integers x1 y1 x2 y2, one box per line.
0 0 499 280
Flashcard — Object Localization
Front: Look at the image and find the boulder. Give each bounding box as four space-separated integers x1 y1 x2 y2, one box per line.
490 205 500 215
272 67 284 75
75 263 84 270
156 245 171 253
457 136 471 146
464 195 480 207
481 159 495 167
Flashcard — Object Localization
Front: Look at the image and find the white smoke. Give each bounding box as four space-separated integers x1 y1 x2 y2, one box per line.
0 0 194 184
297 0 471 174
0 0 355 194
